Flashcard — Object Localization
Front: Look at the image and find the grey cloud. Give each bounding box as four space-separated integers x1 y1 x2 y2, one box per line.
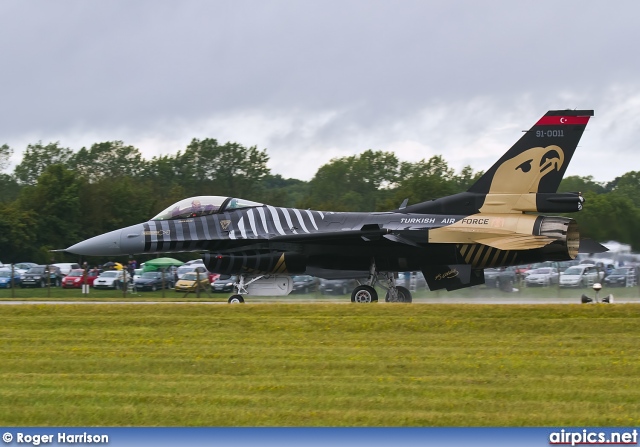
1 1 639 182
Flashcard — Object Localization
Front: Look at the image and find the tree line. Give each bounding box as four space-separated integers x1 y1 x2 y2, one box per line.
0 139 638 265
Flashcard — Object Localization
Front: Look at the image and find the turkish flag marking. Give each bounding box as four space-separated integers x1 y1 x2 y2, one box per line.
536 116 591 125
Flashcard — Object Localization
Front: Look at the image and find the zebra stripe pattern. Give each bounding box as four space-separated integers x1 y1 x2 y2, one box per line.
142 207 325 253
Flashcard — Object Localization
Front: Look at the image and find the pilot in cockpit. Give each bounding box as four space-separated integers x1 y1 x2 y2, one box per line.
190 199 203 217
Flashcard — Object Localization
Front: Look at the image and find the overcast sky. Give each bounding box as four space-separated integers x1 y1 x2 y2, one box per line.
1 1 639 183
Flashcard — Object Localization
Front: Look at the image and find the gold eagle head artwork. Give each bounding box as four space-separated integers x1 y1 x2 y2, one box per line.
488 145 565 194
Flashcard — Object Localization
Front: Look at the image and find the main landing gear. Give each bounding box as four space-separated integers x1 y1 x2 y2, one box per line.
224 263 413 304
350 260 412 304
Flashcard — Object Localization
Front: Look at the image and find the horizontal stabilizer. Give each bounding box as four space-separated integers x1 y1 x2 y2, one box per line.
578 238 609 254
474 234 553 251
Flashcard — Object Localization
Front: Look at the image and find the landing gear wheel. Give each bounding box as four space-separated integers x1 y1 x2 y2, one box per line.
351 285 378 303
228 295 245 304
385 286 412 303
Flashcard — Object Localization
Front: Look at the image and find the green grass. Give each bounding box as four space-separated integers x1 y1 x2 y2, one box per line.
1 304 639 426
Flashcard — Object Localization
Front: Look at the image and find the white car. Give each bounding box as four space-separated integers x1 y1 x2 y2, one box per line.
176 264 208 279
93 270 130 290
559 264 602 288
52 262 81 276
525 267 559 287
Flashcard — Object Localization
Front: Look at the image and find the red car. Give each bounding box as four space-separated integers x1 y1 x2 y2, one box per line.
61 269 100 288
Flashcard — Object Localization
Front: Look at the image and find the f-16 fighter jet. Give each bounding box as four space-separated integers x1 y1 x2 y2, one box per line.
66 110 602 303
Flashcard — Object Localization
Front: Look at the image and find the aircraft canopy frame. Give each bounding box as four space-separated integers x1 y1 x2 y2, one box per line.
151 196 264 221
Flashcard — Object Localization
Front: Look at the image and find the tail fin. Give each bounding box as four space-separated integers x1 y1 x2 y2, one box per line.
468 110 594 195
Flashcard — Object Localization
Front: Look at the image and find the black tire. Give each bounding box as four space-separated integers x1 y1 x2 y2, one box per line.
228 295 245 304
6 282 11 289
114 280 121 290
385 286 413 303
40 280 46 288
351 285 378 303
151 284 157 292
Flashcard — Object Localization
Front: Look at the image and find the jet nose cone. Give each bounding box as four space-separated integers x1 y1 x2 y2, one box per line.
66 228 124 256
66 223 147 256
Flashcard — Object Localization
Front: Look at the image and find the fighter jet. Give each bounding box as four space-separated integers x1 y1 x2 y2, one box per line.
66 109 602 303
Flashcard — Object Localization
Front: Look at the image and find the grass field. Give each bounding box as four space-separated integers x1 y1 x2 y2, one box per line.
1 303 639 426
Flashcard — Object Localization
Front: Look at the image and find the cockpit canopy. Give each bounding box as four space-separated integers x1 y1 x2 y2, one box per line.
151 196 263 221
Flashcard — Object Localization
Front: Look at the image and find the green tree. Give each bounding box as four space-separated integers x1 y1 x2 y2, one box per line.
0 202 36 263
69 141 146 182
453 165 483 191
383 155 459 209
177 139 270 197
13 141 73 185
0 174 20 203
304 150 400 211
607 171 640 207
256 174 309 208
558 175 606 195
574 192 640 250
0 144 13 172
16 165 85 261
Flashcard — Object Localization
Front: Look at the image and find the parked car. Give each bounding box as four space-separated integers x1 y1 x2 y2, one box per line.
135 271 174 291
0 269 21 288
132 268 144 282
11 262 38 275
484 267 517 291
604 267 637 287
20 265 64 288
524 267 559 287
290 275 317 294
175 264 209 279
52 262 81 276
61 269 100 288
176 271 211 293
319 278 360 295
559 264 601 288
553 260 579 273
211 275 238 293
93 270 129 290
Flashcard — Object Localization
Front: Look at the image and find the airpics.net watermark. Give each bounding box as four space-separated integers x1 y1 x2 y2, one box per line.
549 429 638 446
3 432 109 445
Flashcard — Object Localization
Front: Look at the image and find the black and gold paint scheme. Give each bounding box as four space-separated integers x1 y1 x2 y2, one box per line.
67 110 603 293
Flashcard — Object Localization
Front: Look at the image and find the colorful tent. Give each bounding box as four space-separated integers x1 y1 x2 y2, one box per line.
143 257 185 272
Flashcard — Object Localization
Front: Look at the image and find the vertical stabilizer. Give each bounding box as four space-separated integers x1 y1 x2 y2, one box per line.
468 110 594 195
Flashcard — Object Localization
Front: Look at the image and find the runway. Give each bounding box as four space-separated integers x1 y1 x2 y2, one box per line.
1 296 639 305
